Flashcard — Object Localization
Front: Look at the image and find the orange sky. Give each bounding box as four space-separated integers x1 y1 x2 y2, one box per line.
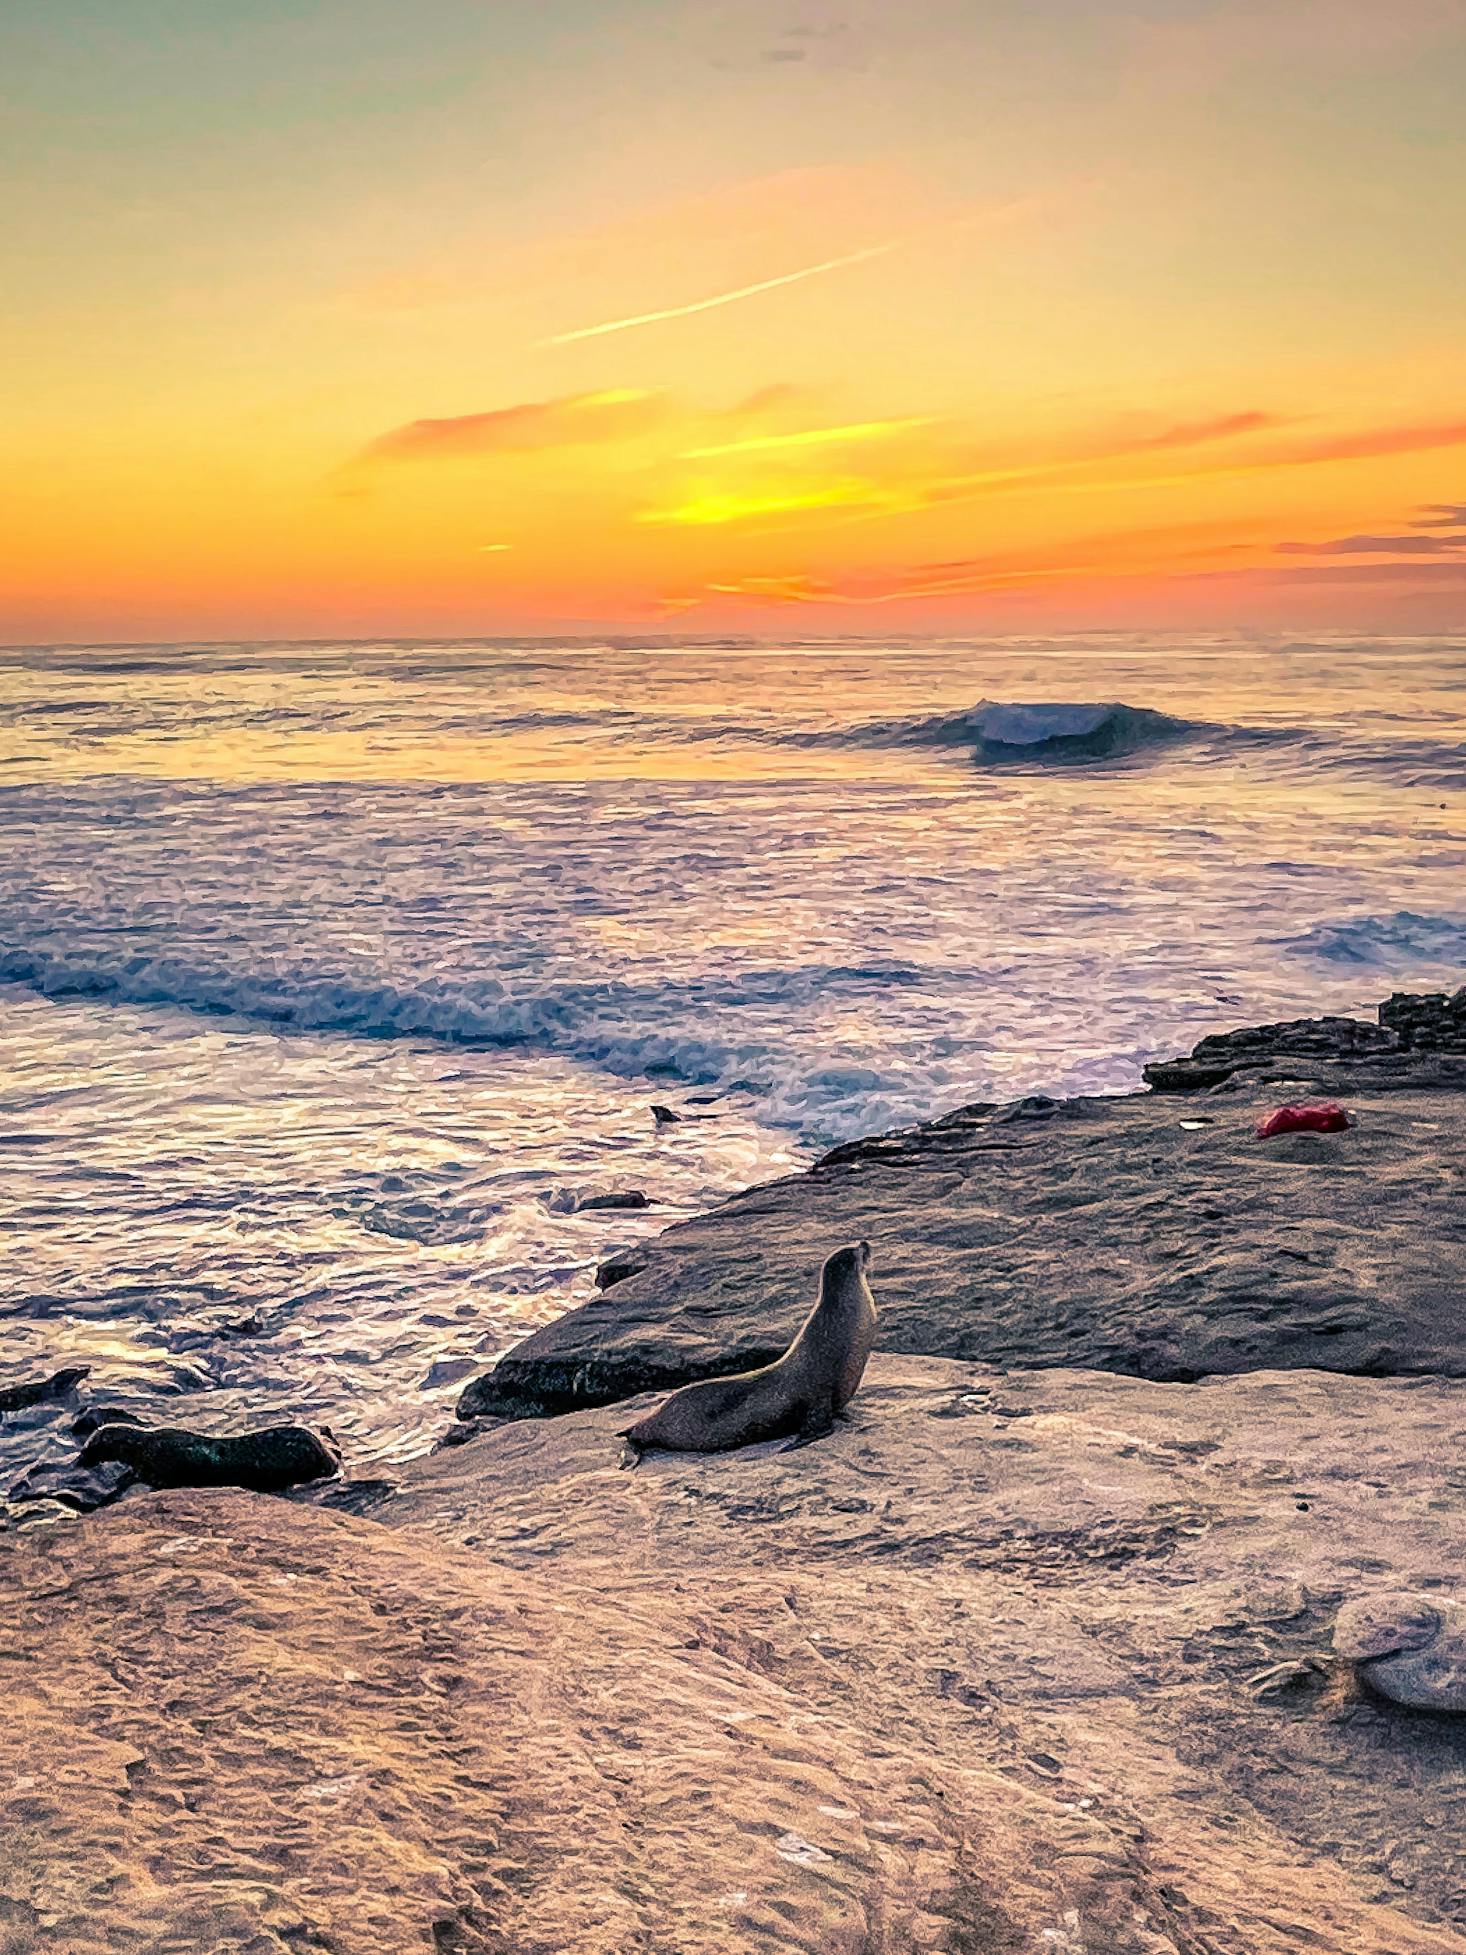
4 0 1466 640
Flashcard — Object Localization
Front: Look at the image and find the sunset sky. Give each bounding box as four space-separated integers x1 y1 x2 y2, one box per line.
5 0 1466 640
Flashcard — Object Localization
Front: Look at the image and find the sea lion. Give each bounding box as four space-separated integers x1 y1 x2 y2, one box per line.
618 1240 877 1457
0 1366 90 1416
79 1421 342 1495
1332 1591 1466 1712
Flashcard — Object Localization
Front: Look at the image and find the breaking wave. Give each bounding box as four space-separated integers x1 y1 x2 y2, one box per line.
0 944 927 1105
831 700 1212 764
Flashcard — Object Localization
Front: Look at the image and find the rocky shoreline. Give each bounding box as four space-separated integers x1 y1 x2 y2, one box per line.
453 987 1466 1430
3 988 1465 1952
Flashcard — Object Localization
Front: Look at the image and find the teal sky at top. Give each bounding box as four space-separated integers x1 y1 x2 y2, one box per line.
9 2 1465 287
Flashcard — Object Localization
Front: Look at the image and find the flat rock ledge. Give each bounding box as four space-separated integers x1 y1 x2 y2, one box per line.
458 991 1466 1426
4 1359 1464 1952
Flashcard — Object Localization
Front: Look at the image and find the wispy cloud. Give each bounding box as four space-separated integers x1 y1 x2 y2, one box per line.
1277 532 1466 555
1276 418 1466 468
935 414 1278 494
704 574 843 604
1119 410 1289 454
665 518 1249 611
1267 560 1466 584
642 407 1291 529
678 416 936 461
674 561 1091 608
911 414 1466 516
1271 496 1466 560
355 389 665 465
667 535 1466 615
347 382 837 481
639 478 920 527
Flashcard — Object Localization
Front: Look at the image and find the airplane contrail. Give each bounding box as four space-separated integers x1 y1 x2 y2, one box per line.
540 239 900 346
539 191 1060 347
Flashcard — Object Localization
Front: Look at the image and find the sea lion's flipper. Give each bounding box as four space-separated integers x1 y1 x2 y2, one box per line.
782 1407 836 1452
618 1439 645 1470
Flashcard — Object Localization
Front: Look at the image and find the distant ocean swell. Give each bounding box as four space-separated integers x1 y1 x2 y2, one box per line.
702 700 1464 781
8 667 1463 782
643 701 1464 783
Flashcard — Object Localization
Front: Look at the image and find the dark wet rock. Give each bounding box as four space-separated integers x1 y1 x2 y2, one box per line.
650 1104 682 1125
311 1476 398 1515
594 1246 649 1290
8 1453 134 1515
421 1357 479 1392
78 1422 342 1495
0 1367 90 1417
220 1312 267 1338
457 995 1466 1424
1144 990 1466 1093
575 1190 652 1212
1143 1013 1400 1090
1381 985 1466 1053
70 1405 147 1440
431 1410 522 1451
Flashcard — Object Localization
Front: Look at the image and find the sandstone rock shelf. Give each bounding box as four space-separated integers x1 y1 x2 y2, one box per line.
4 1356 1464 1952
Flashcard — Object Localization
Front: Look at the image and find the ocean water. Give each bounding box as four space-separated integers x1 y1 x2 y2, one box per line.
3 634 1464 1498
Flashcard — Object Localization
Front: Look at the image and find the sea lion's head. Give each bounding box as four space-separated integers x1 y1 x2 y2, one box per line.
78 1423 152 1471
823 1241 873 1287
272 1426 343 1480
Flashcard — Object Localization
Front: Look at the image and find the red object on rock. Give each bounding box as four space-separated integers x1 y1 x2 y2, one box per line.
1255 1101 1351 1139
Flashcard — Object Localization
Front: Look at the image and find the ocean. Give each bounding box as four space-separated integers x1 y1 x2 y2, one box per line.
3 633 1464 1499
